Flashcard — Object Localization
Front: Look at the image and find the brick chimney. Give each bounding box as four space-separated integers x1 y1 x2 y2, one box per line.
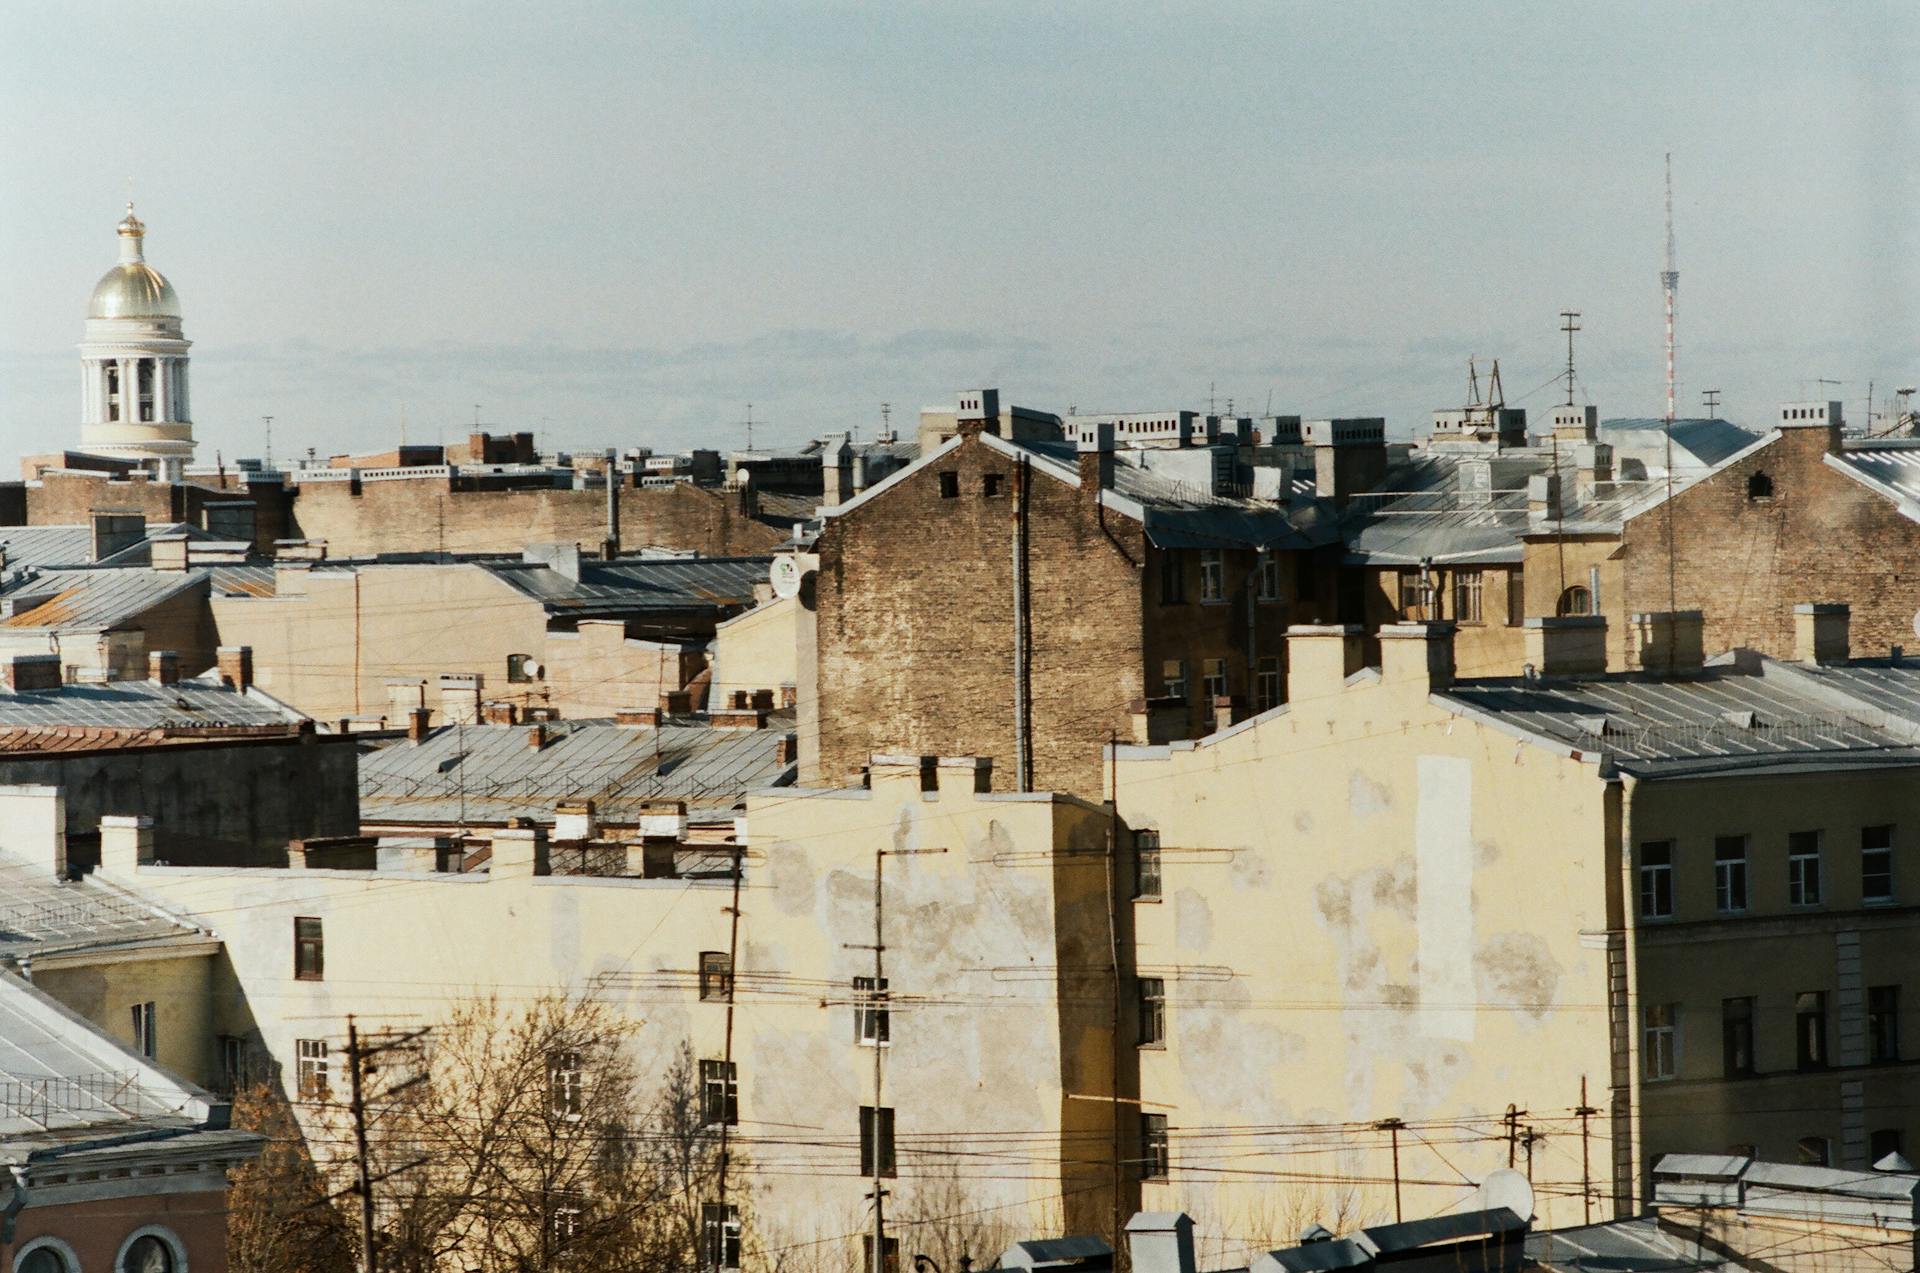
1632 610 1705 675
1378 621 1456 692
527 722 549 751
216 645 253 692
775 732 798 765
1285 624 1364 703
482 700 519 726
1525 616 1608 677
1077 421 1116 496
616 705 662 729
1795 603 1851 666
407 707 432 742
148 650 180 686
90 510 146 562
2 654 63 693
711 707 767 730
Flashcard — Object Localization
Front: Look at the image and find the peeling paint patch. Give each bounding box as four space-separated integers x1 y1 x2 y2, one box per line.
1474 932 1561 1024
1348 772 1391 818
1293 810 1314 834
1174 888 1214 951
1230 850 1270 889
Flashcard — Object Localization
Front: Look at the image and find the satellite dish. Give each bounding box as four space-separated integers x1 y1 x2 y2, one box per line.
1475 1168 1535 1222
770 555 810 601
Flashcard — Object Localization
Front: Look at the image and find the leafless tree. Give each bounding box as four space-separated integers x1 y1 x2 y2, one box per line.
226 1081 358 1273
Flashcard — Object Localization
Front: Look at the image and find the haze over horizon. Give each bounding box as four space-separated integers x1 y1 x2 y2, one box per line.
3 2 1914 464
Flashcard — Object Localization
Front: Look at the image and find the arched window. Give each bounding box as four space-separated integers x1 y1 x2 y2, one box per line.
14 1238 78 1273
1747 472 1774 500
115 1228 184 1273
1557 585 1593 617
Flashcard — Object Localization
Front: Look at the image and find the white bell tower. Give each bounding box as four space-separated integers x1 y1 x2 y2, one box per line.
79 205 196 480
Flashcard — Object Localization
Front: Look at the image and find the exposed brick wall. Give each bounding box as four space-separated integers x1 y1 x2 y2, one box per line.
285 480 784 558
1620 425 1920 661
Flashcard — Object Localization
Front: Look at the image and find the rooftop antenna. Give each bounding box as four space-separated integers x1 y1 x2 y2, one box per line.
879 401 892 441
1467 356 1483 407
1662 151 1679 425
261 416 274 470
1702 388 1721 418
1559 310 1582 407
737 403 764 451
1208 381 1217 415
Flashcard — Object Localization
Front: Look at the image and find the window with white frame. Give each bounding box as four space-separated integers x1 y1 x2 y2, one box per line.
1453 569 1484 624
1642 1003 1676 1080
549 1049 584 1119
1256 554 1282 602
296 1038 329 1099
699 1059 738 1127
1788 830 1822 906
702 1201 743 1269
1140 1113 1169 1179
1715 836 1749 913
1135 830 1162 899
1254 657 1281 712
1138 977 1166 1047
1639 841 1674 919
1201 658 1226 701
1199 550 1225 602
1863 825 1895 903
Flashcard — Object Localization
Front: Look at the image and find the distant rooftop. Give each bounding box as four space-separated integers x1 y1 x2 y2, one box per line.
0 676 303 732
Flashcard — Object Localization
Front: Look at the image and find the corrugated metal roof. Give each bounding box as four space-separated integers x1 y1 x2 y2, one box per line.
1526 1217 1715 1273
0 568 207 631
1599 417 1760 469
481 556 770 618
360 715 796 823
1442 665 1920 776
0 850 199 962
1778 657 1920 719
1831 443 1920 506
0 679 302 729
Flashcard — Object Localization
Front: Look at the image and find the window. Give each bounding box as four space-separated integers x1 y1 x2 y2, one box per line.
1397 571 1425 618
1788 831 1822 906
702 1202 743 1269
16 1242 74 1273
220 1035 248 1096
1506 570 1525 626
121 1234 178 1273
1256 554 1282 602
131 1001 156 1060
1254 657 1281 712
1796 991 1828 1070
1863 825 1895 903
1722 998 1755 1078
1869 986 1900 1063
1639 841 1674 919
1715 836 1749 913
1642 1003 1676 1080
1162 659 1188 701
981 473 1004 497
507 653 536 683
937 471 959 498
550 1049 584 1118
1872 1129 1905 1162
1748 472 1774 501
859 1105 896 1177
1557 585 1593 617
1199 550 1225 602
863 1237 901 1273
699 1059 738 1127
1135 830 1162 900
700 951 733 1001
1796 1136 1831 1167
1140 1112 1169 1179
854 976 889 1046
1160 553 1185 604
294 916 324 981
1453 569 1484 624
551 1193 585 1244
106 363 122 421
1138 977 1166 1047
297 1038 330 1098
1201 658 1226 701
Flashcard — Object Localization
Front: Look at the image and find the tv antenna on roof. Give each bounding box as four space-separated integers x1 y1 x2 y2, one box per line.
1702 388 1721 417
738 403 762 451
1559 310 1581 407
261 416 274 469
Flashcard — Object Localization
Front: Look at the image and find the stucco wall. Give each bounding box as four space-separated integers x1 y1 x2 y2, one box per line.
711 595 799 708
29 950 219 1087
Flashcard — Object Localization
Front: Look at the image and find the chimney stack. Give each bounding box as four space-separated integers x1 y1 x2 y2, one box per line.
438 673 483 724
527 722 549 751
1127 1213 1198 1273
1378 621 1456 692
1795 603 1851 666
217 645 254 692
489 825 550 880
99 814 156 874
1525 616 1608 677
2 654 63 693
407 707 431 742
1285 624 1364 703
90 510 146 562
1306 418 1388 506
1632 610 1705 675
616 705 662 729
1527 473 1563 524
1077 421 1116 495
601 447 621 561
148 650 180 686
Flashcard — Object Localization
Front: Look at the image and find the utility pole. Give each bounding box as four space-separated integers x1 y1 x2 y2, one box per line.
1702 388 1721 418
346 1016 377 1273
1503 1104 1525 1169
1106 732 1124 1252
1374 1118 1405 1221
1576 1077 1600 1225
712 845 744 1272
1559 310 1581 406
1662 152 1679 425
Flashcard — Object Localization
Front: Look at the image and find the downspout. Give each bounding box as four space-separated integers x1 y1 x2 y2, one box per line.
1246 549 1264 702
1 1165 26 1242
1013 455 1032 792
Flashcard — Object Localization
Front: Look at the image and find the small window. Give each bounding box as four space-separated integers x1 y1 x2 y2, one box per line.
297 1038 330 1098
121 1234 178 1273
1796 991 1828 1070
219 1035 249 1096
1788 831 1822 906
1747 472 1774 501
863 1237 901 1273
1138 977 1166 1047
1863 825 1895 903
1643 1003 1676 1080
1199 550 1225 602
1453 569 1484 624
1715 836 1749 913
1162 659 1188 701
1256 554 1282 602
854 975 890 1046
1722 998 1755 1078
17 1244 73 1273
937 471 959 499
703 1202 743 1270
1201 658 1227 701
1135 830 1162 899
1869 986 1900 1063
549 1049 584 1118
1797 1135 1831 1167
699 951 733 1001
1506 569 1525 626
1639 841 1674 919
1398 570 1426 618
294 916 325 981
699 1059 738 1126
1254 657 1281 712
860 1105 896 1177
1871 1128 1905 1161
551 1193 586 1244
131 1001 157 1061
1557 585 1593 617
507 653 537 683
1160 553 1186 604
981 473 1004 498
1141 1112 1170 1179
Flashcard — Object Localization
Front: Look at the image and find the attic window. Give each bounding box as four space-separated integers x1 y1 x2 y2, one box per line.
1747 472 1774 501
938 471 959 499
982 473 1004 498
1556 585 1593 617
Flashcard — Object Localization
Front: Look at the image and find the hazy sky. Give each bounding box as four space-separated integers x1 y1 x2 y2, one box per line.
2 2 1914 462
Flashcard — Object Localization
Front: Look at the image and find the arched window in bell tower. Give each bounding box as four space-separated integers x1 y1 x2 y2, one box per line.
106 363 122 421
137 359 155 422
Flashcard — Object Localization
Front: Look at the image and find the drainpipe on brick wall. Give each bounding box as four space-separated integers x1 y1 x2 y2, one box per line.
1246 550 1262 704
1013 454 1032 792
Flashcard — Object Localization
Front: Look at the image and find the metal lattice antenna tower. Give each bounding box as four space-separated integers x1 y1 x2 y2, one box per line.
1662 152 1679 424
1560 310 1582 406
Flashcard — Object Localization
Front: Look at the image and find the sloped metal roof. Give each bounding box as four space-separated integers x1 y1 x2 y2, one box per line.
0 850 200 962
1775 657 1920 719
0 568 207 632
0 679 302 730
359 714 796 823
1830 442 1920 507
480 556 770 619
1599 417 1761 469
